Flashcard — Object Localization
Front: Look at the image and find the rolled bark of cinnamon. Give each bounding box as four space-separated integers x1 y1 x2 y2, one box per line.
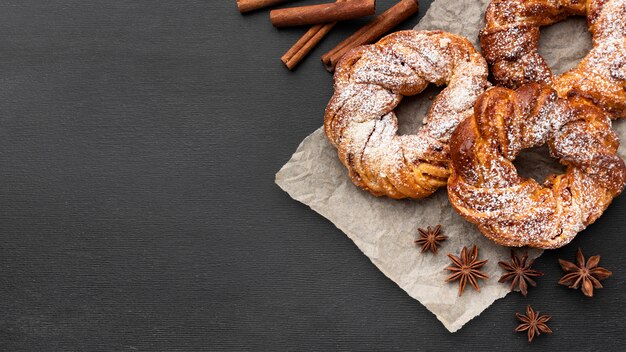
321 0 419 72
270 0 376 28
281 0 349 70
236 0 294 13
282 23 338 70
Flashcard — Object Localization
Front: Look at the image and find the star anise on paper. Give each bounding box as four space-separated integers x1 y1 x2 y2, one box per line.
515 305 552 343
558 248 612 297
498 250 543 297
445 245 488 296
414 225 447 254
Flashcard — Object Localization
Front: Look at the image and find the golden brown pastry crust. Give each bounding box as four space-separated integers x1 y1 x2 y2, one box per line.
324 30 490 199
448 83 626 249
480 0 626 118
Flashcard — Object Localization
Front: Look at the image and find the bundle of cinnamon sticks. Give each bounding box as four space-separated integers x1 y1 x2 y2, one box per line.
237 0 420 71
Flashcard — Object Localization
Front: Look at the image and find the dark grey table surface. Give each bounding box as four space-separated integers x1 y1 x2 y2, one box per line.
1 0 625 351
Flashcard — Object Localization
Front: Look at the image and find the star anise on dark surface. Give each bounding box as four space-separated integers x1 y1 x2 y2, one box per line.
445 245 488 296
498 249 543 297
414 225 447 254
515 305 552 343
558 248 612 297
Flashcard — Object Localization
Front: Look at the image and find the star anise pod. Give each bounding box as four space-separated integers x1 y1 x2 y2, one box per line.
515 305 552 343
445 245 489 296
414 224 447 254
498 249 543 297
558 248 612 297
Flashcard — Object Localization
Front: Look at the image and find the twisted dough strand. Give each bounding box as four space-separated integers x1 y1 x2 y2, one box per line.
325 30 489 199
448 83 626 249
480 0 626 118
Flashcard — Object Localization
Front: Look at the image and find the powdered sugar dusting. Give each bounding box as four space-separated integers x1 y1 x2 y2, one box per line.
481 0 626 118
448 85 626 248
325 30 489 199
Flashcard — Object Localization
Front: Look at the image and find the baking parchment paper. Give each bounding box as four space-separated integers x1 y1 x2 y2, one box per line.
275 0 626 332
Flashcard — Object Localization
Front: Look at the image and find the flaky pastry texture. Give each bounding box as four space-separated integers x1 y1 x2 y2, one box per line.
480 0 626 118
325 30 489 199
448 83 626 249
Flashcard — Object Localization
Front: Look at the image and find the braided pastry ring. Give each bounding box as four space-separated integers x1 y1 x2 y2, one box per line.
479 0 626 118
324 30 489 199
448 83 626 249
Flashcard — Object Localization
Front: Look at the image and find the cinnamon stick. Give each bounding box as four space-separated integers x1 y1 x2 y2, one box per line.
281 0 349 70
321 0 419 72
236 0 294 13
270 0 376 28
282 23 337 70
